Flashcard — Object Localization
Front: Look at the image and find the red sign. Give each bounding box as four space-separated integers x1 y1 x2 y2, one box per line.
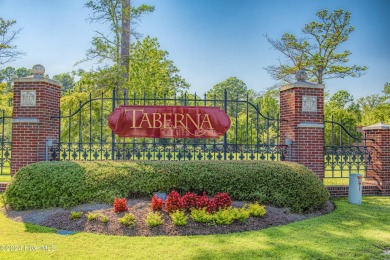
108 105 231 139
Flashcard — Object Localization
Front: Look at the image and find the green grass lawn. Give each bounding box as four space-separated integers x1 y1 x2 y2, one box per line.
323 178 349 186
0 196 389 259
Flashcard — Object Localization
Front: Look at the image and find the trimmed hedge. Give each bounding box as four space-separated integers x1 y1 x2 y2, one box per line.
5 161 329 212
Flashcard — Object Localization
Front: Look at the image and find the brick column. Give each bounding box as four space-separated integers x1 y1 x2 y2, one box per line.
362 123 390 195
11 65 61 175
280 70 325 179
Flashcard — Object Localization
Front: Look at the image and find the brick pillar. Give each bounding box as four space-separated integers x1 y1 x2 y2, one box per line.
362 123 390 195
11 65 61 175
280 70 325 179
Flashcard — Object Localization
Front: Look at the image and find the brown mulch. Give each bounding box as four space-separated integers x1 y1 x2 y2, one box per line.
5 199 334 237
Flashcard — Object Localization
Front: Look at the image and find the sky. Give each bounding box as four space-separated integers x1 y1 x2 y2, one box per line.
1 0 390 99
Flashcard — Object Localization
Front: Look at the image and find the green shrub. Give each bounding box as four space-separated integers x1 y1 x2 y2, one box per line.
146 211 164 227
245 202 267 218
69 211 83 220
100 214 109 223
5 161 329 212
86 212 99 221
119 213 136 227
190 208 213 223
233 208 251 223
170 210 188 226
212 207 236 225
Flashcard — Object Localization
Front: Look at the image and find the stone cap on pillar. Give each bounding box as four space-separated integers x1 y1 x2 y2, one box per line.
13 64 62 87
280 70 324 91
362 122 390 130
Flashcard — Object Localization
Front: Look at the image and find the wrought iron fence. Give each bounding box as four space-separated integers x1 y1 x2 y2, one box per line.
50 90 287 162
0 110 12 176
324 118 373 179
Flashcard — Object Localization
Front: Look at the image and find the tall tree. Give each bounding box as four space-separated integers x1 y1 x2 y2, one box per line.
265 9 367 84
0 67 15 90
121 0 130 101
14 67 32 78
358 83 390 125
0 66 32 93
206 77 256 113
384 82 390 96
255 88 279 119
206 77 260 144
0 82 12 111
127 37 189 98
0 18 24 66
254 88 280 144
83 0 154 99
324 90 361 145
53 73 76 93
206 76 261 119
66 37 189 98
83 0 154 66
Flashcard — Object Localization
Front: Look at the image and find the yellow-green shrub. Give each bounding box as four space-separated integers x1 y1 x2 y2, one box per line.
119 213 136 227
170 210 188 226
245 202 267 218
212 207 236 225
86 212 99 221
69 211 83 220
146 211 164 227
233 208 251 223
190 208 213 223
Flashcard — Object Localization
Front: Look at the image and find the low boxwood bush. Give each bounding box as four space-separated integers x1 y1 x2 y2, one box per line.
69 211 83 220
212 207 236 225
190 208 213 223
86 212 99 221
146 211 164 227
119 213 136 227
100 214 109 223
5 161 329 212
244 202 267 218
169 210 188 226
233 208 251 223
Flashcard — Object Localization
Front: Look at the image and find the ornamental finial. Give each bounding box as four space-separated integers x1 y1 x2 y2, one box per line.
32 64 45 78
295 70 307 81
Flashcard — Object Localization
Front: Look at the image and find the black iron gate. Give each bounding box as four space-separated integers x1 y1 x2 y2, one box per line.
324 117 373 180
0 110 12 176
50 90 286 162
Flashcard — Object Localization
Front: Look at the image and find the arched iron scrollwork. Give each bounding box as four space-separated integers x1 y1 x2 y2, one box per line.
324 119 374 179
50 91 286 163
324 146 373 178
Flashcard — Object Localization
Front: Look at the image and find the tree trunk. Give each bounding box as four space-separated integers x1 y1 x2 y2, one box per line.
121 0 130 104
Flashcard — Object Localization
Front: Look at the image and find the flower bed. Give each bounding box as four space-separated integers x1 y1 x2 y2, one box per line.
5 196 334 236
